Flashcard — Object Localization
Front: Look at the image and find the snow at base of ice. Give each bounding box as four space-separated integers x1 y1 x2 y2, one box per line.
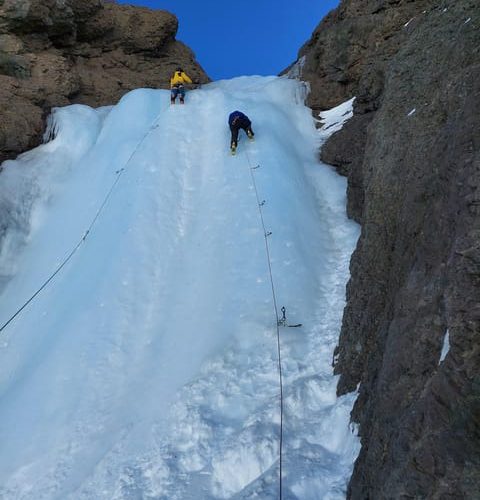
0 77 360 499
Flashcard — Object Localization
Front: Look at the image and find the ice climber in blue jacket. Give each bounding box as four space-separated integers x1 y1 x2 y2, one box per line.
228 111 254 155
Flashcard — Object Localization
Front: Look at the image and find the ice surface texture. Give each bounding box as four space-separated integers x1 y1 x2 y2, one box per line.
0 77 360 499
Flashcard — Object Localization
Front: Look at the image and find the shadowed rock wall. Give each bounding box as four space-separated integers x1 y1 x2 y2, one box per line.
289 0 480 497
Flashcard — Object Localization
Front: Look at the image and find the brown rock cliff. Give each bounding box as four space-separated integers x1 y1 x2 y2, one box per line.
0 0 209 163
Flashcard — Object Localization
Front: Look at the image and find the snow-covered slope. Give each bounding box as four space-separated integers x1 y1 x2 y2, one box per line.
0 77 360 499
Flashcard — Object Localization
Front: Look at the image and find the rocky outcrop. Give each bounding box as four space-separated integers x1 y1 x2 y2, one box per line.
290 0 480 497
0 0 209 163
288 0 430 114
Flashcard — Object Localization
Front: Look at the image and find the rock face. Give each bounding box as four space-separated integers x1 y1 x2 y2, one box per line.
0 0 209 163
290 0 480 497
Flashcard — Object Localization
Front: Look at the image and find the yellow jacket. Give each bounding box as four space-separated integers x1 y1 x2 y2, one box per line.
170 71 192 88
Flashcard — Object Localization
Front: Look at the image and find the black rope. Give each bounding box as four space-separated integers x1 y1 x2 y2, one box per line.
0 116 162 334
244 149 284 500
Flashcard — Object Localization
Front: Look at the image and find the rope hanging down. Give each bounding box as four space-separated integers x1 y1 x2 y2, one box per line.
0 114 162 334
244 149 285 500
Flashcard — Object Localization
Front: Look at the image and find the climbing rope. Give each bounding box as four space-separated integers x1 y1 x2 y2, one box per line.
0 113 163 334
1 110 288 498
244 148 284 500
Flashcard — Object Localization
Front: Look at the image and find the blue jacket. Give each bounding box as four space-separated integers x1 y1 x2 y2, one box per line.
229 111 251 128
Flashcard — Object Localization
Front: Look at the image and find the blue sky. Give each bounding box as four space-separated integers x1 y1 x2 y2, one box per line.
117 0 340 80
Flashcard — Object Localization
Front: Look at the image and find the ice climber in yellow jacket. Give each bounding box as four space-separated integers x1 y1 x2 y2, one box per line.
170 67 193 104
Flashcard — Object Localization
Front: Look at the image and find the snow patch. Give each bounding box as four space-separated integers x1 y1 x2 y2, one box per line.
407 108 417 117
439 329 450 364
211 435 278 497
318 97 355 143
